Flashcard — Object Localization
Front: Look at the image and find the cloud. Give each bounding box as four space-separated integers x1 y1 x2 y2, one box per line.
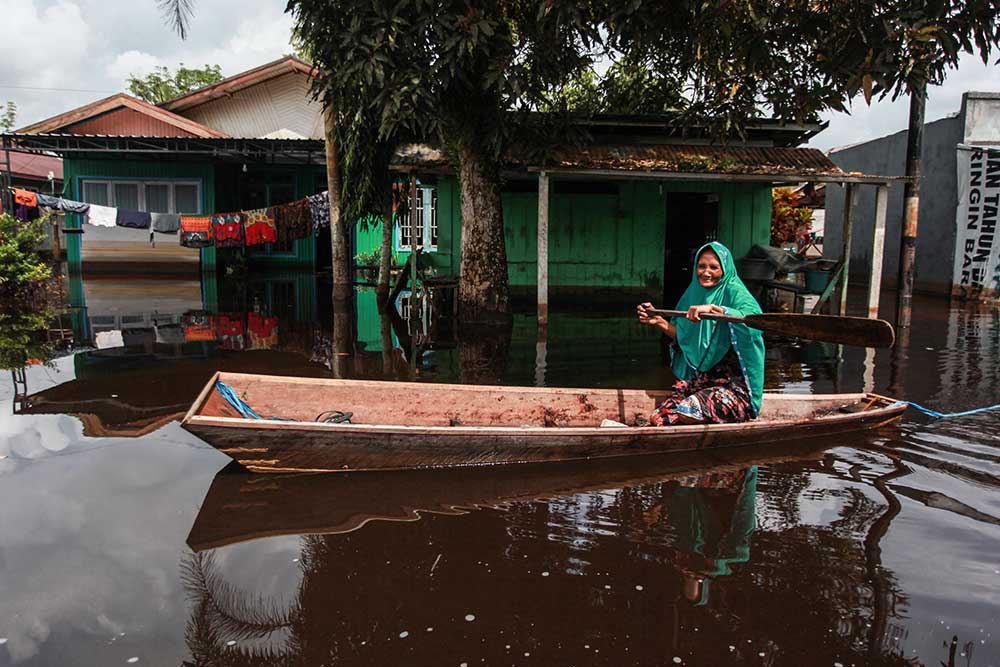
2 0 297 128
106 50 165 84
810 52 1000 151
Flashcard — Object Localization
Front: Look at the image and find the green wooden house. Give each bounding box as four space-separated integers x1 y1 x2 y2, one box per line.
10 57 327 276
363 119 840 313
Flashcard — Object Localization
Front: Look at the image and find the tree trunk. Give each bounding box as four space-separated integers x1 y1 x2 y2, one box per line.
456 140 510 323
375 192 393 305
324 107 351 302
330 296 355 379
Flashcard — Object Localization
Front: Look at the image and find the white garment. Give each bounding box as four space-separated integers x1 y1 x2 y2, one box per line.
95 330 123 349
86 204 117 227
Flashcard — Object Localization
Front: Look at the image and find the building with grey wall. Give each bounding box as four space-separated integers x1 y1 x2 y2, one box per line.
825 91 1000 295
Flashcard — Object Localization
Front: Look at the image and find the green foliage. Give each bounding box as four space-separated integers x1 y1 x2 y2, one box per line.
544 58 686 115
0 213 52 299
600 1 1000 133
0 101 16 131
288 0 602 207
0 310 54 370
127 64 224 104
771 188 813 248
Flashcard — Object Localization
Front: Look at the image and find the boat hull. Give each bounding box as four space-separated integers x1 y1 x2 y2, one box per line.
182 373 905 473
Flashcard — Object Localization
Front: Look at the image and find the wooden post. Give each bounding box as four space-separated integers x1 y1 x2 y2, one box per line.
537 171 549 325
1 144 13 215
410 171 419 313
897 81 926 328
867 184 889 319
535 324 547 387
839 183 856 316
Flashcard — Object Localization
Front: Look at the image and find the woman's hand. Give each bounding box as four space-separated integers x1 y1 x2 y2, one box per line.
686 304 726 322
637 302 676 339
637 302 666 327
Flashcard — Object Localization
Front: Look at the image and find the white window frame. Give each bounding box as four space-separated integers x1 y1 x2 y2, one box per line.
395 186 437 252
79 179 202 214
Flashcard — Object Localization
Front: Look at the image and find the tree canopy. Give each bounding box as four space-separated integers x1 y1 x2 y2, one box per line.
127 63 224 104
0 102 16 132
584 1 1000 129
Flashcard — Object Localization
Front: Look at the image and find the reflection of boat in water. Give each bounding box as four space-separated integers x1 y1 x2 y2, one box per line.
14 349 330 437
188 440 831 551
181 372 905 472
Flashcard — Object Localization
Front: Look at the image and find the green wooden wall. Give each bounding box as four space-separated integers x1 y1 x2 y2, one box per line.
62 159 323 270
356 176 772 290
62 158 218 270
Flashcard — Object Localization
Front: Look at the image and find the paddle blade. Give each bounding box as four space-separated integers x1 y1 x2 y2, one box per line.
744 313 895 348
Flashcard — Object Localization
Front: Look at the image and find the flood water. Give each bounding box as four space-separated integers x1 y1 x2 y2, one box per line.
2 274 999 666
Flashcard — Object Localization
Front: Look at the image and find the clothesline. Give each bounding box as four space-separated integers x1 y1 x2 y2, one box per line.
5 186 332 250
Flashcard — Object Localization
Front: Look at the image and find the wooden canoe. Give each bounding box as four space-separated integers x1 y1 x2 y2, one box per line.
180 372 906 473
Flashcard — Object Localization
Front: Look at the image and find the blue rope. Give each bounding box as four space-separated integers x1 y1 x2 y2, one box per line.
216 380 262 419
892 400 1000 419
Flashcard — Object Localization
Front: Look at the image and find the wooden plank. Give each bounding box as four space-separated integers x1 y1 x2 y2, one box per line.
410 171 419 301
868 184 889 319
811 261 844 314
839 183 856 315
537 170 549 324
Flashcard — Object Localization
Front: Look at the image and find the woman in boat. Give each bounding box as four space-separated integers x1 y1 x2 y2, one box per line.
637 241 765 426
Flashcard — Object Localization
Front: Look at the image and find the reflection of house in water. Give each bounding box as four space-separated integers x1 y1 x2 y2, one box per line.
19 271 326 437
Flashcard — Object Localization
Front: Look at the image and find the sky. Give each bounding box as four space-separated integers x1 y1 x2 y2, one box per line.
1 0 998 149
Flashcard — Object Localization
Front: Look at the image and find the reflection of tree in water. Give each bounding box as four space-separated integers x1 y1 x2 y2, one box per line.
182 465 920 666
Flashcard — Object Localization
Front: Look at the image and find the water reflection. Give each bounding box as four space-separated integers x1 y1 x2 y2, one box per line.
181 445 921 666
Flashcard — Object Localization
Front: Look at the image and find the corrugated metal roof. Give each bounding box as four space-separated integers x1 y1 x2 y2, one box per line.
8 151 62 180
551 145 844 176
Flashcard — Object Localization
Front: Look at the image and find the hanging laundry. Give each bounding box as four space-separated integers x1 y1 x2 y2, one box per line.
13 188 37 208
116 209 152 229
275 198 310 244
36 193 90 214
180 216 213 248
243 207 277 246
85 204 117 227
307 191 331 234
247 312 279 350
183 313 216 342
216 313 246 351
212 213 245 248
15 204 39 222
153 322 186 345
151 213 181 234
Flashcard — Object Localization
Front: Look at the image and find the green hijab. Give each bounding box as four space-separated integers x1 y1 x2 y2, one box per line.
671 242 766 416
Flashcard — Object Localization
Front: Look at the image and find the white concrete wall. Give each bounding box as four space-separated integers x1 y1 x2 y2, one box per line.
963 92 1000 144
824 108 967 294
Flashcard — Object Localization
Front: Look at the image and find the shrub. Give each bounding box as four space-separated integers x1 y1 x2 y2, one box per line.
770 188 813 249
0 212 52 299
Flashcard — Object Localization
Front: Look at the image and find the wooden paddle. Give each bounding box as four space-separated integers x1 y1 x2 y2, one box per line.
644 308 896 348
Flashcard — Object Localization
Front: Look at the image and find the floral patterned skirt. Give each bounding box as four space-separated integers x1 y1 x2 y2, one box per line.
652 351 753 426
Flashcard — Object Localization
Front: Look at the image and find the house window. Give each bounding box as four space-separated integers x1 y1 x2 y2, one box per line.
79 179 202 214
396 187 437 252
